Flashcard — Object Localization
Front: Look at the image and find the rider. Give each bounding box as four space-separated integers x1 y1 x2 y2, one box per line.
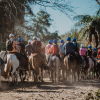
64 37 78 64
72 38 80 54
79 44 87 66
45 40 52 56
18 38 28 70
59 39 65 58
50 39 60 58
97 46 100 60
86 45 93 58
31 36 47 67
25 40 32 56
93 48 97 58
6 34 23 70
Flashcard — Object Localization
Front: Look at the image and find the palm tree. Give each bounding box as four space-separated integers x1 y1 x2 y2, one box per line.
73 15 100 48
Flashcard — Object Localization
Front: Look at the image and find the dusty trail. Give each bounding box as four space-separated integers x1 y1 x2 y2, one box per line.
0 72 100 100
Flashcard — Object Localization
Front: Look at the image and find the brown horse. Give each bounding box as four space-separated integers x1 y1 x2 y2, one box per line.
64 54 78 83
29 53 44 85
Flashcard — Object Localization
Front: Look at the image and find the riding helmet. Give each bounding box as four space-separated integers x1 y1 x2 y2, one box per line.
67 37 71 41
88 45 92 49
53 39 57 43
81 44 84 48
9 34 14 38
60 39 64 43
18 38 22 42
28 40 32 43
72 38 76 42
48 40 52 44
93 48 96 51
33 36 37 40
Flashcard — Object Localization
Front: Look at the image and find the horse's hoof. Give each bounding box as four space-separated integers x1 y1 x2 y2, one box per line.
42 80 44 82
36 84 40 87
23 77 26 81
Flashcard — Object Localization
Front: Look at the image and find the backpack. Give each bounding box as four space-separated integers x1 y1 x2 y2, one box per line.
32 41 39 53
6 40 13 51
74 43 78 52
53 45 59 55
47 47 52 54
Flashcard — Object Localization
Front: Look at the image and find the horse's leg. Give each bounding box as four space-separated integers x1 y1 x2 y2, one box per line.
15 71 18 85
51 68 54 83
41 68 44 82
0 69 1 88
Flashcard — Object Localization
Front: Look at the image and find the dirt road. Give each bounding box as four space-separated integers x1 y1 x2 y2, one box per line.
0 73 100 100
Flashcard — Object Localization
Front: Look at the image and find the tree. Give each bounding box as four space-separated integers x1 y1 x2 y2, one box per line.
73 15 100 48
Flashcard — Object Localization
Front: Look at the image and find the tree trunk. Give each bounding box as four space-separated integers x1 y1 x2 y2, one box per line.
95 0 100 5
1 18 5 42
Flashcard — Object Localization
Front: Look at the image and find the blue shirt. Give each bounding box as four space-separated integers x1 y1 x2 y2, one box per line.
64 42 75 54
73 42 80 51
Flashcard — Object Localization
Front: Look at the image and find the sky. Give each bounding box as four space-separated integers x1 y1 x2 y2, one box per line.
27 0 99 35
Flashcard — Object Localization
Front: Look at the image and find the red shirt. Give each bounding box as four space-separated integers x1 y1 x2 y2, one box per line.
37 41 42 53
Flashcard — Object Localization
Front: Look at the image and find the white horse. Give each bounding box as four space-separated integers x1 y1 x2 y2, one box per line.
88 58 94 79
0 51 19 86
48 55 61 83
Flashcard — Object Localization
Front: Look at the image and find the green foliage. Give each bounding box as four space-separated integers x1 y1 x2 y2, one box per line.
0 41 6 51
86 89 100 100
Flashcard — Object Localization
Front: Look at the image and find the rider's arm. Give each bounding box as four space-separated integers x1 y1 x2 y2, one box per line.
15 41 20 52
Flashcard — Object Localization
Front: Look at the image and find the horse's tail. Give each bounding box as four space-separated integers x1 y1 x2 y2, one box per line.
5 55 12 76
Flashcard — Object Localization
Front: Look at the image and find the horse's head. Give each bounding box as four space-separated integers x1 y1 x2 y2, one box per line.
64 54 77 69
0 51 7 62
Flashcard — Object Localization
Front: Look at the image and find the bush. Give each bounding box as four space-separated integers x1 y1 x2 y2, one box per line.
0 41 6 51
86 89 100 100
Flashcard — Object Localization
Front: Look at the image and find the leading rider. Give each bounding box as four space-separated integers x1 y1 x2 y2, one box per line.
6 34 23 70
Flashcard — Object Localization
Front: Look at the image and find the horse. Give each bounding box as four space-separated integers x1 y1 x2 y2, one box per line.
88 57 94 79
64 53 77 83
29 53 44 86
75 52 82 80
95 59 100 79
48 55 61 83
80 56 89 80
0 51 19 86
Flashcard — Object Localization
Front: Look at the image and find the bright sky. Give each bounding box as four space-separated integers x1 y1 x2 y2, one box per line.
28 0 99 35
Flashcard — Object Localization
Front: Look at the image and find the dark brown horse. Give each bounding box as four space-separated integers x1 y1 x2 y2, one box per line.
64 54 78 82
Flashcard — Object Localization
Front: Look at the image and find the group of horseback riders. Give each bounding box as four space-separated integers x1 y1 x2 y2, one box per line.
1 33 100 76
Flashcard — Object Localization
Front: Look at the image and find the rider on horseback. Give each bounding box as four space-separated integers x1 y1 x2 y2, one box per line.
45 40 52 56
86 45 93 58
93 48 97 58
59 39 65 58
18 38 28 70
72 38 82 65
64 37 78 64
97 46 100 61
50 39 60 58
72 38 80 54
6 34 23 70
25 40 32 56
31 36 47 68
79 44 87 66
